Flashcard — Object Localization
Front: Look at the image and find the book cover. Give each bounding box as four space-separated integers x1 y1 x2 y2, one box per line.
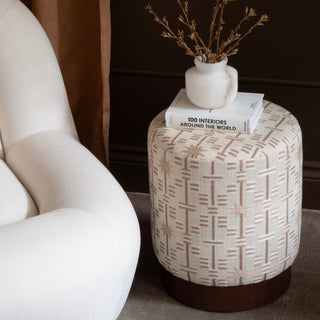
165 89 264 134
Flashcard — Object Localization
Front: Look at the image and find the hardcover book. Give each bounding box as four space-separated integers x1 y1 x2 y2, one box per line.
165 89 264 134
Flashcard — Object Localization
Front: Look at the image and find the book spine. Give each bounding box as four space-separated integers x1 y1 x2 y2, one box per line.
166 112 248 133
248 105 263 133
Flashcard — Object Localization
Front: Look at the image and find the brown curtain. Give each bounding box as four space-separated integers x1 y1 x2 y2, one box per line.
20 0 111 165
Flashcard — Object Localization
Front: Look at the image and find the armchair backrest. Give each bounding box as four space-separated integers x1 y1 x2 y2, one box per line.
0 0 78 153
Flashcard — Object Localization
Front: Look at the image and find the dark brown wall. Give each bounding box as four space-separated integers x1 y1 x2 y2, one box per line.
109 0 320 209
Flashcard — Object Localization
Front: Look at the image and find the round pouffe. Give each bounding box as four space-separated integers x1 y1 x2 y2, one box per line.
147 100 302 311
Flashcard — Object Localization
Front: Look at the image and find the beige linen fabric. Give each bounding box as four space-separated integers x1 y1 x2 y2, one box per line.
148 101 302 287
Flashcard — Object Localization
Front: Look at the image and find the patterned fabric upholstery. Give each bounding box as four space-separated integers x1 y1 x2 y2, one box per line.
148 101 302 287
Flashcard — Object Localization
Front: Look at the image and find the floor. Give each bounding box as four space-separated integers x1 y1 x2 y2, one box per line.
119 193 320 320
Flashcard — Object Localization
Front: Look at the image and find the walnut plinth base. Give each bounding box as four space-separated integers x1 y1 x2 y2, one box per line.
162 267 291 312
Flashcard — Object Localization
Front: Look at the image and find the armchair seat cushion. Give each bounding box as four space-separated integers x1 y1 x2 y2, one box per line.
0 130 140 319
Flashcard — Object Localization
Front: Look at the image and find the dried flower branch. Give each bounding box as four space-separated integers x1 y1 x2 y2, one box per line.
215 0 226 59
208 0 220 52
145 4 197 58
176 0 208 61
218 6 256 55
220 13 269 60
145 0 269 63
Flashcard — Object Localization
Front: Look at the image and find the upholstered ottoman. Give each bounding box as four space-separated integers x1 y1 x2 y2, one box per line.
148 100 302 311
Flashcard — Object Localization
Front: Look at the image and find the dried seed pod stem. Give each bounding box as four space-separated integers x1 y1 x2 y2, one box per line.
221 14 269 59
218 7 256 55
145 4 197 58
177 0 211 62
215 1 226 57
145 1 269 63
208 0 221 50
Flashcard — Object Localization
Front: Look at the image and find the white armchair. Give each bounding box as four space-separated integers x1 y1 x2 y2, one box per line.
0 1 140 319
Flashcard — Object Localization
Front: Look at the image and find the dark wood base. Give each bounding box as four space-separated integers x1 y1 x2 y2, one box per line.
162 267 291 312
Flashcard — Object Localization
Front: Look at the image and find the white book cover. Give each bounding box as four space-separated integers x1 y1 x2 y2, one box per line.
165 89 264 134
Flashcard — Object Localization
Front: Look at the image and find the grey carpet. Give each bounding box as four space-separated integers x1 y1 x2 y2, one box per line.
119 193 320 320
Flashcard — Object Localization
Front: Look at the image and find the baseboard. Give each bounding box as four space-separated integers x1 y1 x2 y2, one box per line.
303 161 320 180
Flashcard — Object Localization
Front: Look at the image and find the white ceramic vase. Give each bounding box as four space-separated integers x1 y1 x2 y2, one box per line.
185 57 238 109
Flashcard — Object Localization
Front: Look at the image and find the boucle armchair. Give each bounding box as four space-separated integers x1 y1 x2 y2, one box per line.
0 1 140 319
